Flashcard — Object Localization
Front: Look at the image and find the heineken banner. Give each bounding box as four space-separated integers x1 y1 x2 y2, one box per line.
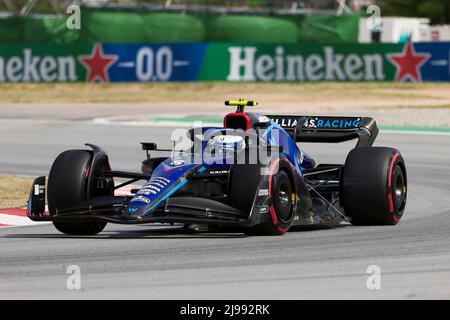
0 42 449 82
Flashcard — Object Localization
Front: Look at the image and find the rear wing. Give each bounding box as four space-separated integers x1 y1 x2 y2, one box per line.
266 115 378 147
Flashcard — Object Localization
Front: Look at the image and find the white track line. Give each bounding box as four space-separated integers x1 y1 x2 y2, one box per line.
0 184 141 229
0 214 49 228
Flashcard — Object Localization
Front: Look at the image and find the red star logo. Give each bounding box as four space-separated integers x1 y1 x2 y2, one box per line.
387 42 430 82
78 44 118 82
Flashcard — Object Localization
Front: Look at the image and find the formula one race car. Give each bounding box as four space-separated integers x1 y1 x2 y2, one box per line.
28 100 407 236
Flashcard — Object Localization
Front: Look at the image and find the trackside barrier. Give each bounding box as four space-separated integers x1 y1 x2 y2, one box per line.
0 42 448 82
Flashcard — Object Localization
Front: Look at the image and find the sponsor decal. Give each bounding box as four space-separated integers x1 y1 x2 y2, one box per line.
0 48 77 82
131 176 173 206
259 205 269 214
152 182 166 188
170 159 185 166
269 115 361 130
227 46 386 82
140 184 161 192
270 117 299 128
0 43 207 83
131 196 151 204
304 117 361 129
257 115 270 123
208 170 229 175
0 42 447 82
34 184 45 196
258 189 269 196
153 177 170 184
78 43 118 83
136 188 158 196
387 42 431 82
217 42 449 82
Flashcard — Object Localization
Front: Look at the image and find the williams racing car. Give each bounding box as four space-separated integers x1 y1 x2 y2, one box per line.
27 100 407 236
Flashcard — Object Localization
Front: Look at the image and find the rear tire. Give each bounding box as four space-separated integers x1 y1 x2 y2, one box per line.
342 147 407 225
48 150 107 235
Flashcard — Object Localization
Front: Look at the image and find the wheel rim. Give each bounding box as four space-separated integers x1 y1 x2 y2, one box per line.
391 165 406 214
274 179 293 223
278 188 289 207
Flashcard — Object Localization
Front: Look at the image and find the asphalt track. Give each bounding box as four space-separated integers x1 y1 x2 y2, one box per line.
0 110 450 299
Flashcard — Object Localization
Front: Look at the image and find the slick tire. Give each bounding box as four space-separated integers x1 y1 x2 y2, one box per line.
342 147 407 225
255 169 295 235
230 157 295 236
48 150 107 235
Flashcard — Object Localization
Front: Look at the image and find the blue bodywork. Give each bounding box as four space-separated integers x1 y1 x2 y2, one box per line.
25 105 388 237
126 117 316 219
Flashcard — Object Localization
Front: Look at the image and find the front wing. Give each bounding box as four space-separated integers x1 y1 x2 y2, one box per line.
27 177 270 227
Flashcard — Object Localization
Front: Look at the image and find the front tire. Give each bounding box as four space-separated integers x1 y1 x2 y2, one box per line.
230 159 295 236
342 147 407 225
48 150 108 235
257 169 295 235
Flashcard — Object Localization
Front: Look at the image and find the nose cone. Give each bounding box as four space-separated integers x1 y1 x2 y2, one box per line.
126 159 197 217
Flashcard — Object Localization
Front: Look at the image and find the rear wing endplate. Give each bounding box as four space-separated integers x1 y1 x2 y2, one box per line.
267 115 378 147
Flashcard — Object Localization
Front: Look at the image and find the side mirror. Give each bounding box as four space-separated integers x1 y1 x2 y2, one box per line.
141 142 171 158
141 142 157 159
141 142 157 151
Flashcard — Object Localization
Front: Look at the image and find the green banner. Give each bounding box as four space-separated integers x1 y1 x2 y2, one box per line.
0 9 362 44
201 43 402 81
0 44 90 82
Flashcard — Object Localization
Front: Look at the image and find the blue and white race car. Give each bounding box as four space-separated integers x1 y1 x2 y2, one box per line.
28 100 407 236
